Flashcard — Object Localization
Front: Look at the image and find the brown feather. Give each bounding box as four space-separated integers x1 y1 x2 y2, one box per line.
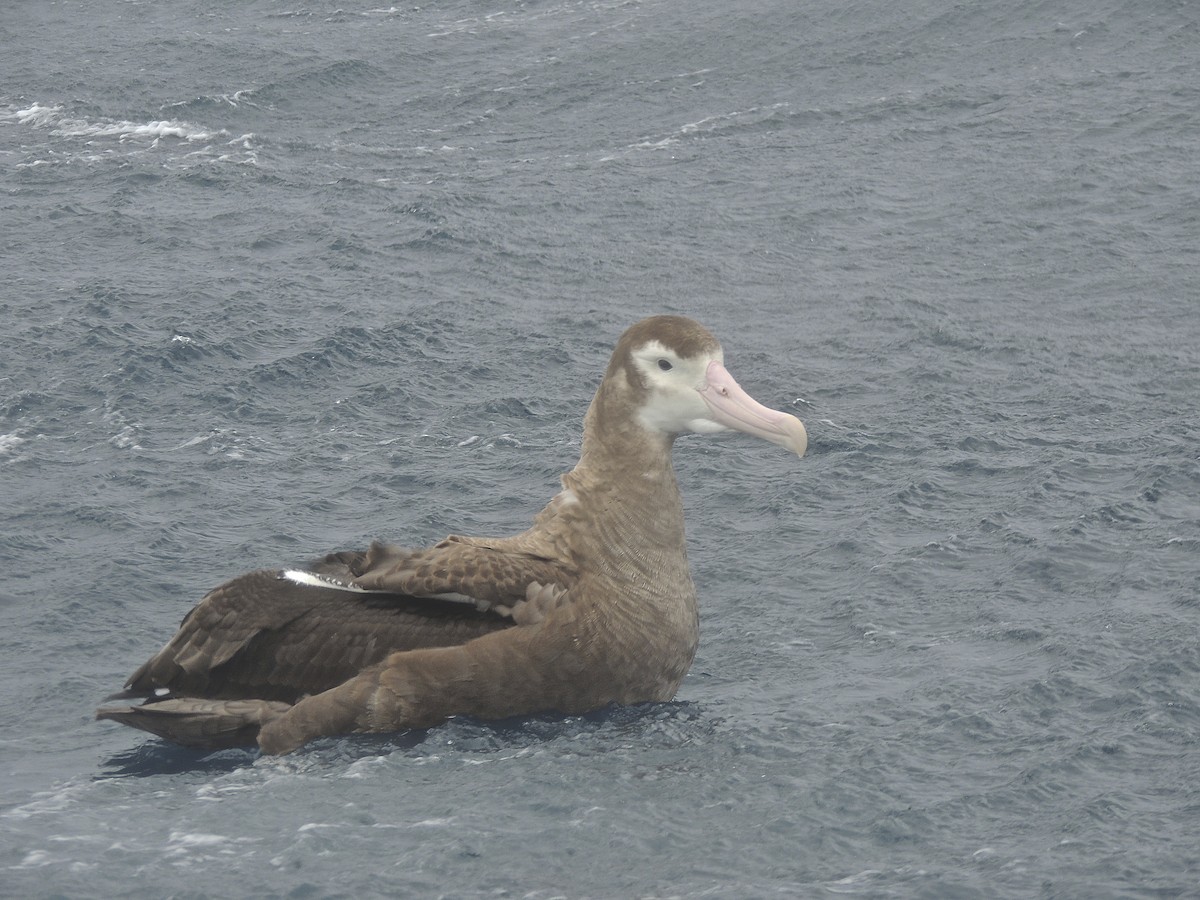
116 569 513 704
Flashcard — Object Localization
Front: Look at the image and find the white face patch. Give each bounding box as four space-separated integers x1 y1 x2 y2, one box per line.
630 340 726 437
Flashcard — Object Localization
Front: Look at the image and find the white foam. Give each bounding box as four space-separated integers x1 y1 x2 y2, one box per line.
10 102 62 125
633 137 677 150
407 817 456 828
163 89 257 109
14 849 56 868
2 779 88 821
166 830 228 847
10 103 222 143
8 102 257 168
172 433 213 450
108 424 143 451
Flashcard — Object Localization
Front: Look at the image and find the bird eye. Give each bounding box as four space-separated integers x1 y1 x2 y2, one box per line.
657 358 673 371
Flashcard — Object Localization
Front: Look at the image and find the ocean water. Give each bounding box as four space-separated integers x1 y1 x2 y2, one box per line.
2 0 1198 896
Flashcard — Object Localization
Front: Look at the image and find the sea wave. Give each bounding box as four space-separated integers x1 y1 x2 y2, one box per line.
4 102 257 167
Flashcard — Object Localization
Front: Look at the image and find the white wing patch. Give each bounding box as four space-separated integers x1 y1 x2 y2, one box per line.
422 592 481 605
280 570 493 610
281 570 371 592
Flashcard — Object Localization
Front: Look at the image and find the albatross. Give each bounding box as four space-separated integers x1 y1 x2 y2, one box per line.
96 315 807 754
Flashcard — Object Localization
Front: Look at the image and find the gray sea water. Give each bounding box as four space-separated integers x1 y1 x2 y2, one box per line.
2 0 1199 896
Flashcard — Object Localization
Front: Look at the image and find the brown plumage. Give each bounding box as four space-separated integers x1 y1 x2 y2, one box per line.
96 316 808 754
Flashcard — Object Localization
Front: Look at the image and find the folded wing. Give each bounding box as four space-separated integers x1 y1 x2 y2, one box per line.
121 570 516 706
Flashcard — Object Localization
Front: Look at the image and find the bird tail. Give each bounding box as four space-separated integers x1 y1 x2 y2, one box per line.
96 697 292 750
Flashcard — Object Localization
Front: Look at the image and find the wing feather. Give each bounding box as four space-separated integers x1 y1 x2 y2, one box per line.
349 538 571 607
122 567 513 704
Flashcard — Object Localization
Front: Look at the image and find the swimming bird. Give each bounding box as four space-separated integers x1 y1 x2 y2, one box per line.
96 315 807 754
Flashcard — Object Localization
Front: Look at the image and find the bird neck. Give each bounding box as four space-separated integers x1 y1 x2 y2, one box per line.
561 378 687 550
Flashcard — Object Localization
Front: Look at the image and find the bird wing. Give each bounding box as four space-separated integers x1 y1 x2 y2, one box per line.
346 537 573 612
116 566 515 705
